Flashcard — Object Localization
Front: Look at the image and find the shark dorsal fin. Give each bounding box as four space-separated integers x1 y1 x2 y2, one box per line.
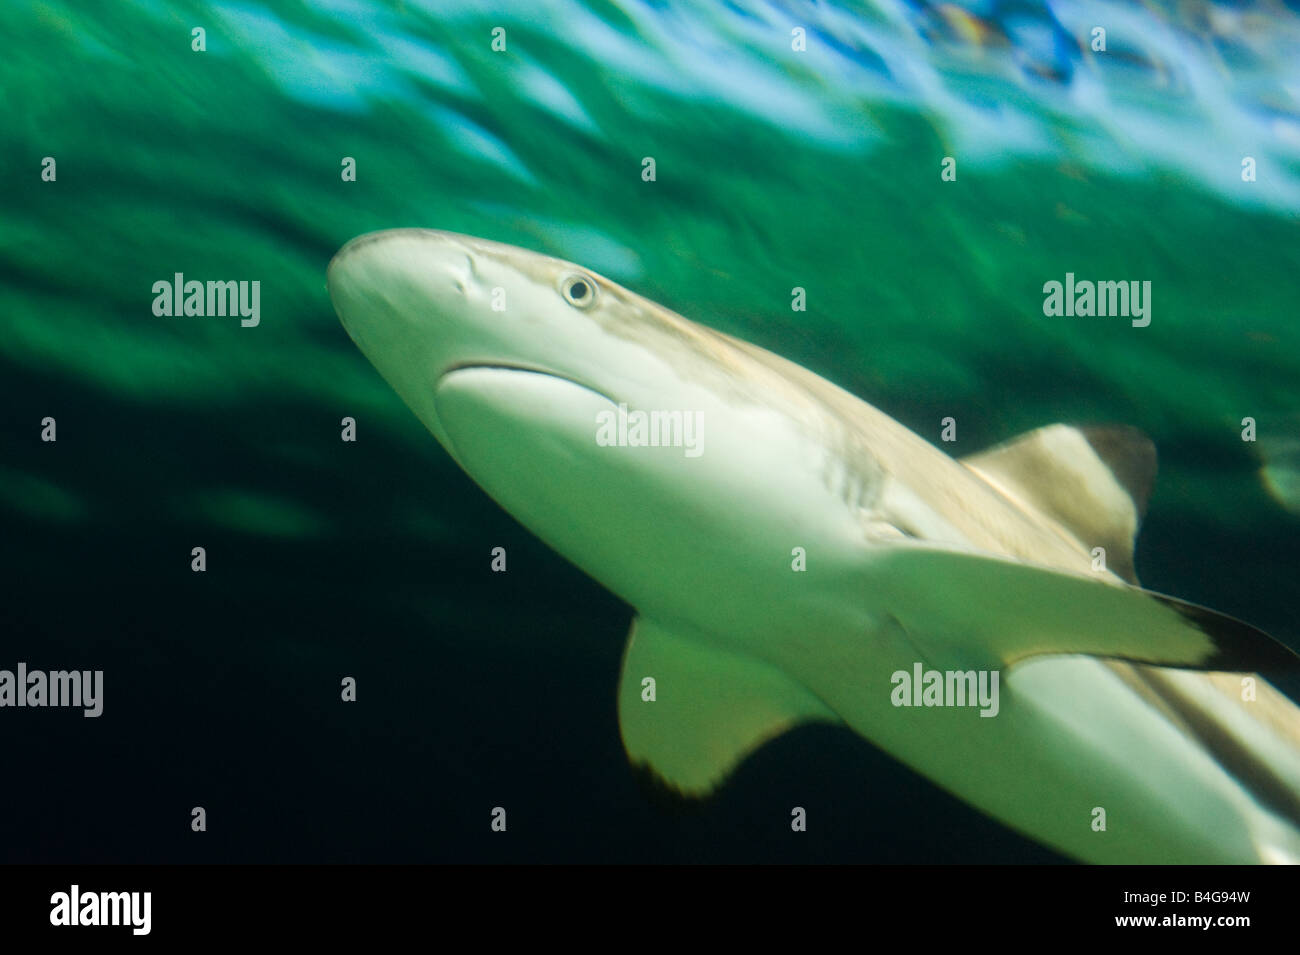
617 617 836 796
960 425 1156 584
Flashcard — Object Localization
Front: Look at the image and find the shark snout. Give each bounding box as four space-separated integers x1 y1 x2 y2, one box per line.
329 229 474 319
328 229 498 456
328 228 501 377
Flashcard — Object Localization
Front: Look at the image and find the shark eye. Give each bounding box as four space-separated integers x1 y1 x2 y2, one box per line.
560 273 597 308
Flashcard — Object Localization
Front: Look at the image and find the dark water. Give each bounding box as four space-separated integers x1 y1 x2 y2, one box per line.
2 0 1299 862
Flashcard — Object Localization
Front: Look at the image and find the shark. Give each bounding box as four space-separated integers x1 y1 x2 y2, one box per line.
327 228 1300 864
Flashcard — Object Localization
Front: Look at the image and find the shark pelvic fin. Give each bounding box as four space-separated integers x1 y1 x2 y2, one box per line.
960 424 1156 583
617 617 836 796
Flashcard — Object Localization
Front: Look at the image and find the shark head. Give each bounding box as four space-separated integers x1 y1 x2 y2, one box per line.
327 228 877 629
328 229 627 452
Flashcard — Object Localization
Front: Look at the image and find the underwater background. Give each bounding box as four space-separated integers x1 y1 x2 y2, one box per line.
2 0 1299 862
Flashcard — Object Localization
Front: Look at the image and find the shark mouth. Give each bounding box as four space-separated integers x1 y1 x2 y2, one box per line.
438 362 618 406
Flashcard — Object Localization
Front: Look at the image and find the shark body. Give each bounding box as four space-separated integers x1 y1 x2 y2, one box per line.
328 228 1300 863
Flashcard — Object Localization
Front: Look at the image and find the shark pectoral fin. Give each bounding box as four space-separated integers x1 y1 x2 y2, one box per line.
885 546 1300 673
960 424 1155 583
617 617 837 796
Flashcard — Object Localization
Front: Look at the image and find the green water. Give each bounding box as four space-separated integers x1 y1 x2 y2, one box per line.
2 0 1299 861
